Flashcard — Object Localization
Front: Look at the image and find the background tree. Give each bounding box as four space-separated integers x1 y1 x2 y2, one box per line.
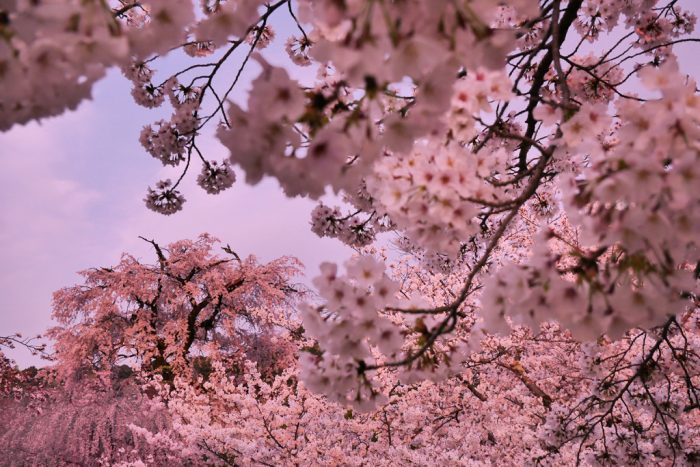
48 234 305 381
1 235 306 466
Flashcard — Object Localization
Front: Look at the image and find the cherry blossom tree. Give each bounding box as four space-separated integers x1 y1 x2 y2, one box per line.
1 235 698 464
0 376 173 466
1 235 305 465
48 234 305 382
2 0 700 464
123 251 699 465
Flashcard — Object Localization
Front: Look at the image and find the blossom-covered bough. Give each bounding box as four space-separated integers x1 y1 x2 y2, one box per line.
2 0 700 464
539 315 700 465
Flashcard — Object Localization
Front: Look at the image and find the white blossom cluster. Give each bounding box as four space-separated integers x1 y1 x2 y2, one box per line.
300 257 404 410
310 203 375 247
144 179 186 215
0 0 196 132
196 161 236 194
368 139 509 259
576 0 696 47
139 120 190 167
285 35 312 66
0 2 127 131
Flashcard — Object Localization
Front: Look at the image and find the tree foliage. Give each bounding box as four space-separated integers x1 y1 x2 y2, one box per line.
49 234 304 381
2 0 700 464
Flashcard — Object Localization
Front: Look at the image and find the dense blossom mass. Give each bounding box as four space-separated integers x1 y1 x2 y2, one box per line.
1 241 699 464
2 0 700 464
